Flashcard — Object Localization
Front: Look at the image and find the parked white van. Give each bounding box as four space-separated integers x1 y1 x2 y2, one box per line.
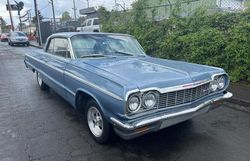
77 18 101 32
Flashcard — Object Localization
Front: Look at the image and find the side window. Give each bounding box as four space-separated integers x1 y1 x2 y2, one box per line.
47 39 54 54
86 19 92 26
93 19 99 25
53 38 71 58
82 21 86 27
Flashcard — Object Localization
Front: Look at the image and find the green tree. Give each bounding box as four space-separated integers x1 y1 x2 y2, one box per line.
61 11 71 22
98 1 250 82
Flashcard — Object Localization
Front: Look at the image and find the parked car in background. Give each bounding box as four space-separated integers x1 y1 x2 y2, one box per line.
24 32 232 144
77 18 100 32
0 33 9 42
8 31 29 46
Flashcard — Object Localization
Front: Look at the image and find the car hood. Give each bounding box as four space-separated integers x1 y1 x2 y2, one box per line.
12 36 27 39
79 56 224 90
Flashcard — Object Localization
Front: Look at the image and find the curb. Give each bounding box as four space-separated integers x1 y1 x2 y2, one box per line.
225 101 250 113
29 43 43 49
227 97 250 108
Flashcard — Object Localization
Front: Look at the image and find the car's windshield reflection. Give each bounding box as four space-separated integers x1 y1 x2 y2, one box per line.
71 34 146 58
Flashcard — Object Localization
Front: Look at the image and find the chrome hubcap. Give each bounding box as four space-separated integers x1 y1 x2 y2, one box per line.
87 106 103 137
37 72 42 86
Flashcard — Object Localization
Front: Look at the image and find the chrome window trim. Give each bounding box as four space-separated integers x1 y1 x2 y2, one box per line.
44 37 75 60
67 37 76 59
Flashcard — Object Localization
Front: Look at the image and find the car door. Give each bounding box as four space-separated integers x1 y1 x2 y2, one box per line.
45 37 71 99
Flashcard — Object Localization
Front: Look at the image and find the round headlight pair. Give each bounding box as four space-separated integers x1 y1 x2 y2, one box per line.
127 92 157 113
210 75 226 92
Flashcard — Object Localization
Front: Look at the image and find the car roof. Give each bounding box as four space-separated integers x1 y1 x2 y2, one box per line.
50 32 132 38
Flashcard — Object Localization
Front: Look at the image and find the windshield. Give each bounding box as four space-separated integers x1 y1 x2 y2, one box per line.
71 34 146 58
93 19 99 25
12 32 26 37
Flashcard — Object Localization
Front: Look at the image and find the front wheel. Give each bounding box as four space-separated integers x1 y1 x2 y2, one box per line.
86 99 112 144
36 71 48 90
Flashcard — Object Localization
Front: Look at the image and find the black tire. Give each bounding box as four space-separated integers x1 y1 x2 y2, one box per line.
26 43 30 46
85 99 112 144
36 71 49 90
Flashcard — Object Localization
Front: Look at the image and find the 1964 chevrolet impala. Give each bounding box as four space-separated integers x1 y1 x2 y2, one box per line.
24 32 232 144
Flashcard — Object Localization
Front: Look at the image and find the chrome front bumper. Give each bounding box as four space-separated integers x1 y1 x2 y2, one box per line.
110 92 232 139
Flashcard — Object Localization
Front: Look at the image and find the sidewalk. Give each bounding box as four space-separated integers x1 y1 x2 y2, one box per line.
29 40 44 49
228 82 250 107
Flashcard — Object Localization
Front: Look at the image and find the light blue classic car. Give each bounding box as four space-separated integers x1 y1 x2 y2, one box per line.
24 32 232 144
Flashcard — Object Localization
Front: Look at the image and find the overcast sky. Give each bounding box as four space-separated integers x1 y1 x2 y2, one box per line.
0 0 135 26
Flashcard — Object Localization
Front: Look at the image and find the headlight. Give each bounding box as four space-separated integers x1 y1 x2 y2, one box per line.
143 92 157 108
210 74 227 92
210 80 218 91
217 75 226 89
128 94 141 112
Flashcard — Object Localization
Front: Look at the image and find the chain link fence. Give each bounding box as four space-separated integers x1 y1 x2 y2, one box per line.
142 0 248 21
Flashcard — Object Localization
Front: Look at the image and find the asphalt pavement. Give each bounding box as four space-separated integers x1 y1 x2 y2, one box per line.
0 42 250 161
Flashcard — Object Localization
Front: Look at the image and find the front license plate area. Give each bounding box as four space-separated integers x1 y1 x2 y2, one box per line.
160 114 192 129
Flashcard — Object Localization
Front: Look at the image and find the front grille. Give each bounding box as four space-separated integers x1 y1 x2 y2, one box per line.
158 82 211 109
17 39 25 41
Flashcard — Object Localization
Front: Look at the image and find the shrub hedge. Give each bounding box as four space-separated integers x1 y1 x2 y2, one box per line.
98 4 250 82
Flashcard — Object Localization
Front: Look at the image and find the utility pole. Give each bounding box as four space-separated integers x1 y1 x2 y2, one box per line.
86 0 89 8
15 1 24 31
27 10 31 35
50 0 56 32
7 0 14 31
34 0 42 45
18 16 22 31
72 0 77 21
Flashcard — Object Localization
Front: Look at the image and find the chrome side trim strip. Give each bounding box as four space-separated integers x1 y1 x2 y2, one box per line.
64 71 123 101
27 54 122 100
27 54 65 74
111 92 233 130
25 60 75 96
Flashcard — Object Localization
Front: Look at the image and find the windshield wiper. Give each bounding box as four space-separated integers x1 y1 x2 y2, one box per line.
80 54 105 58
111 51 134 56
